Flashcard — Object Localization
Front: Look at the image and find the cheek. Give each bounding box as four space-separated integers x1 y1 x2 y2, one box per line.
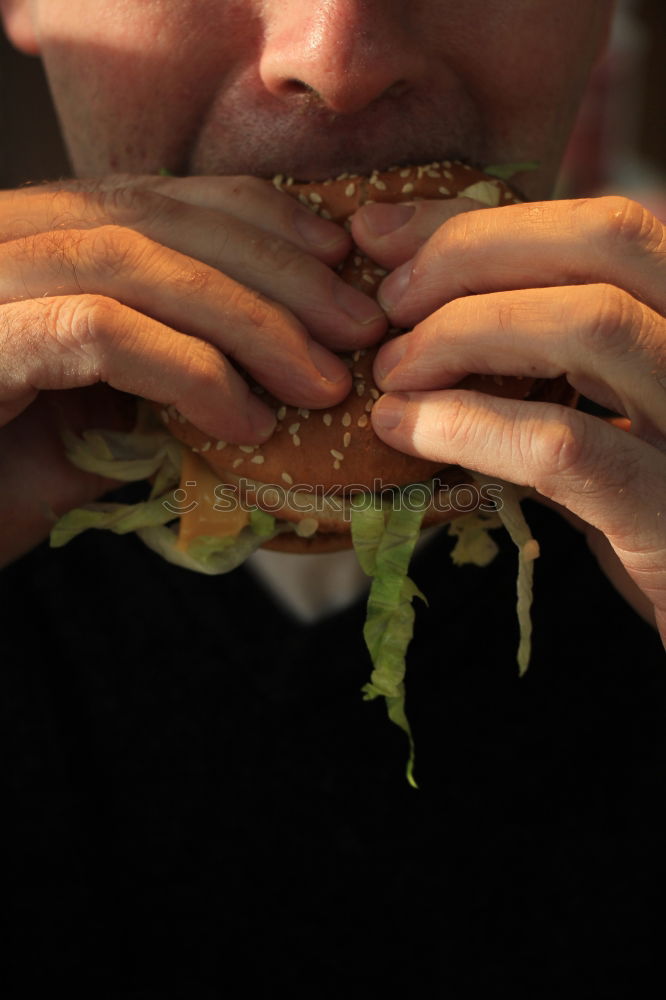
34 0 245 174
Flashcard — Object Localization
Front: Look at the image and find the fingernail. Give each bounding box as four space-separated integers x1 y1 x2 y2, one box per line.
361 202 415 237
333 280 385 326
378 260 412 311
248 397 277 440
293 207 345 248
308 340 351 383
375 336 407 382
372 392 410 431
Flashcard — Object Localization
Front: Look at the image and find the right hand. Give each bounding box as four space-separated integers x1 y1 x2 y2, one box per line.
0 173 387 565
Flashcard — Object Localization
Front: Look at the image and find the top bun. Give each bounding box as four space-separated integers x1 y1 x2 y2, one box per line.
159 162 574 494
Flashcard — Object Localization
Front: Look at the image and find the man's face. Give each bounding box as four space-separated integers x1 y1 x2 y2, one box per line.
3 0 611 198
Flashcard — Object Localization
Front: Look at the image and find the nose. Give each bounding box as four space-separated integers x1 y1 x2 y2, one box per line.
258 0 426 114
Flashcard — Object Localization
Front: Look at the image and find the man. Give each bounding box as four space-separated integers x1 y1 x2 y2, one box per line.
2 1 665 991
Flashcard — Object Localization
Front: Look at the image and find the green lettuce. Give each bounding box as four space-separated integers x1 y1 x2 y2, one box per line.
351 492 428 788
50 404 280 567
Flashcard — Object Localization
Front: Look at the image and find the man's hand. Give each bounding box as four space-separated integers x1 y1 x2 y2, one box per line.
0 174 387 564
351 195 666 645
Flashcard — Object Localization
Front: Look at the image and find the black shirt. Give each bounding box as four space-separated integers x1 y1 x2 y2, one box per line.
4 500 664 994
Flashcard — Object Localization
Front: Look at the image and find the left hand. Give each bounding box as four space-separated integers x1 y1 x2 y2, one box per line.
350 195 666 646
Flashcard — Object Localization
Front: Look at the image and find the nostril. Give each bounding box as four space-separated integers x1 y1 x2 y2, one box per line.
283 78 316 96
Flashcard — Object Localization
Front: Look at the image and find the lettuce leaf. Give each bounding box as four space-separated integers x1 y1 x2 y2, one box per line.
50 491 181 547
50 406 280 568
469 474 538 675
352 493 428 788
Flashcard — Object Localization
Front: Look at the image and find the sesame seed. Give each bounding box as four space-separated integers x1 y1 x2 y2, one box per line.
401 183 415 194
353 255 362 267
272 174 284 187
357 414 369 428
292 434 301 446
356 383 366 396
297 408 310 418
345 182 356 197
160 409 169 423
399 168 411 177
239 445 256 453
192 447 199 453
232 458 243 469
251 454 265 464
277 405 287 421
438 186 451 196
308 191 323 204
298 193 309 205
343 432 351 448
333 460 341 471
281 472 293 485
336 172 349 180
215 440 227 450
201 441 211 453
374 179 387 191
342 412 351 427
323 413 332 427
444 170 453 179
426 169 441 178
286 176 294 186
330 449 344 461
352 350 361 362
362 273 375 284
369 388 380 400
365 399 374 412
353 370 365 379
374 268 388 276
288 422 300 435
320 209 331 220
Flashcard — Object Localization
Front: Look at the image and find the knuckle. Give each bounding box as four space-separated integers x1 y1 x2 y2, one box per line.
439 393 477 445
578 283 637 357
49 293 117 374
590 195 659 251
99 184 170 226
83 224 150 279
247 230 309 281
224 280 286 343
529 407 589 485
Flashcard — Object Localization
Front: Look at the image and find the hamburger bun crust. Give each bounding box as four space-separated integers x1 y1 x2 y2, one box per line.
156 161 577 550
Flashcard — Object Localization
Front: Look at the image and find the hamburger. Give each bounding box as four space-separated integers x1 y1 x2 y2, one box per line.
52 162 577 784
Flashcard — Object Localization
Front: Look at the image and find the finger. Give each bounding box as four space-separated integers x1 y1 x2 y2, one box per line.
372 389 666 631
373 285 666 451
0 182 386 349
376 197 666 324
0 294 281 444
350 197 486 270
0 226 357 409
0 174 351 263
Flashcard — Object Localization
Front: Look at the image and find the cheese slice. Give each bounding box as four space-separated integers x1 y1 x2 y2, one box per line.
176 449 249 551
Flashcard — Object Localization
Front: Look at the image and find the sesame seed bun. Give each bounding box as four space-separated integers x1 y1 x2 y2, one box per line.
158 162 577 551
